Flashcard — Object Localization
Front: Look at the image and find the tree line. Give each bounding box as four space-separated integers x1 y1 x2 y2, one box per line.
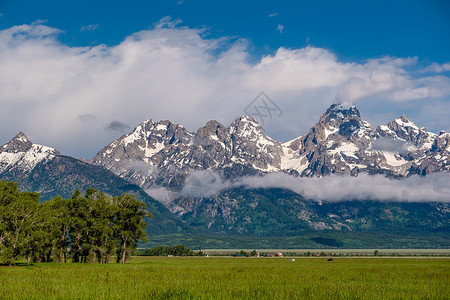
0 181 149 266
140 245 204 256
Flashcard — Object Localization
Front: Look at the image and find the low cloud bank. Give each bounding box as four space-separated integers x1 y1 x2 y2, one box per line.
147 171 450 203
370 138 416 153
236 172 450 202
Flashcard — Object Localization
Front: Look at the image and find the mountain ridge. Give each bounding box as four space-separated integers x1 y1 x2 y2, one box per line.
91 103 449 192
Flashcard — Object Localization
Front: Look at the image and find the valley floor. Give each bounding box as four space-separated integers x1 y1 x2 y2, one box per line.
145 232 450 250
1 257 448 299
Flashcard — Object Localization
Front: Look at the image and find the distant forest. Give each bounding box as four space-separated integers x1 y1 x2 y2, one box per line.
0 181 149 266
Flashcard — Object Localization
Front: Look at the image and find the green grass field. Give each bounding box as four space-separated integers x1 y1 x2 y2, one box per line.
1 257 448 299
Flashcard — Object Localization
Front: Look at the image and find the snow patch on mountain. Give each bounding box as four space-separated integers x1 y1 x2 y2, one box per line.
0 133 59 173
90 102 449 192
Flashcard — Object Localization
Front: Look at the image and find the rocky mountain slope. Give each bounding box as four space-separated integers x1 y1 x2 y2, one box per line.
92 103 449 191
0 133 190 235
166 187 449 236
91 116 283 190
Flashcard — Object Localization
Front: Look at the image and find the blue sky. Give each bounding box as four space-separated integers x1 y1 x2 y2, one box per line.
2 0 449 62
0 0 449 157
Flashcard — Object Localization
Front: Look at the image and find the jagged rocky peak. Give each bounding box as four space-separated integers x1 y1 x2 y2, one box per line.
196 120 228 140
0 132 60 174
230 115 267 140
433 131 450 150
376 114 436 149
409 130 450 175
150 120 192 145
325 102 360 120
303 102 368 144
295 102 378 177
378 114 419 138
325 103 364 136
2 132 33 153
433 131 449 154
390 115 420 137
120 119 192 148
399 114 413 123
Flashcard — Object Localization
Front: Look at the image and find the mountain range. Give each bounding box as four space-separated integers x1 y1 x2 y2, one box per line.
1 103 449 243
91 103 450 191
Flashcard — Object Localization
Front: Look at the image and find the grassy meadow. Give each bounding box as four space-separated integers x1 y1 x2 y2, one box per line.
1 256 449 299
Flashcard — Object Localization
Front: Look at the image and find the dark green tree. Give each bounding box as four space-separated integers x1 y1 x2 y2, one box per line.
114 194 148 263
68 191 91 263
1 181 150 265
23 203 50 263
41 196 71 263
0 181 20 253
0 185 40 266
87 189 116 263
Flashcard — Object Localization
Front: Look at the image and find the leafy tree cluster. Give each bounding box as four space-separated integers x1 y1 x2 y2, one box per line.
140 245 203 256
0 181 149 266
233 250 258 257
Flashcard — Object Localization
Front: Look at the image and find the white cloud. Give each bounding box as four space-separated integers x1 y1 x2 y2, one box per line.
277 24 284 34
148 171 450 203
0 20 449 158
268 13 278 18
80 24 99 32
390 76 450 101
235 173 450 202
371 138 414 153
421 62 450 73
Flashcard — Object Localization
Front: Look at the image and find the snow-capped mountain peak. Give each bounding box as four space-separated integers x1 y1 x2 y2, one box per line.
0 132 59 173
376 114 437 152
90 102 448 189
196 120 228 140
396 114 418 128
327 102 360 119
2 131 33 153
230 115 270 141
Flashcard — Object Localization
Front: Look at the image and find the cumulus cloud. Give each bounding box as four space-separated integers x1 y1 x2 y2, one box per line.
148 171 450 203
0 19 449 158
421 62 450 73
